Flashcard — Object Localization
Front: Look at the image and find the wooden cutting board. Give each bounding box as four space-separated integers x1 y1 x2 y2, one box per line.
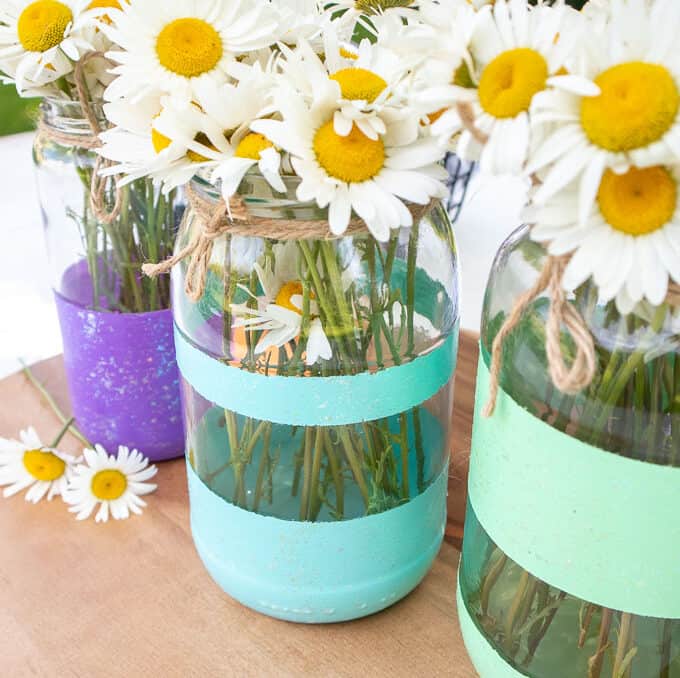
0 332 478 678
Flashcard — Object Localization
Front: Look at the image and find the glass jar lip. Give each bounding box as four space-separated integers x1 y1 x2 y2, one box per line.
191 170 330 221
40 96 106 135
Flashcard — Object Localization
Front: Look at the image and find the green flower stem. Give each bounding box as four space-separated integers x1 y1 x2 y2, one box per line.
252 423 272 513
307 428 325 520
20 361 92 448
398 411 410 499
406 219 419 359
412 407 425 493
323 430 344 519
299 427 314 520
337 427 369 507
49 416 75 448
367 243 384 369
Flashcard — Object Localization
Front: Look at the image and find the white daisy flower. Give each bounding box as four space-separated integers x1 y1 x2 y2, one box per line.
0 426 77 503
528 0 680 222
192 65 286 197
279 34 409 141
0 0 98 93
448 0 595 175
528 163 680 312
252 84 447 242
231 242 333 365
64 444 158 522
98 94 226 191
103 0 280 102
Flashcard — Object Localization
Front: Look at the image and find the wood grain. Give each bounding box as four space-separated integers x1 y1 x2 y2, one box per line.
0 332 479 678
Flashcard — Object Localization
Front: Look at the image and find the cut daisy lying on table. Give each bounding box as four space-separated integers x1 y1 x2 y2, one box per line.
0 420 158 523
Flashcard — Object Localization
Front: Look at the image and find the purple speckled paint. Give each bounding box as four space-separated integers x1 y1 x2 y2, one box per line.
53 262 184 462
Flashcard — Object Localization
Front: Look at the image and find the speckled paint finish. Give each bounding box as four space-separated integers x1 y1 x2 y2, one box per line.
187 459 448 623
54 291 184 461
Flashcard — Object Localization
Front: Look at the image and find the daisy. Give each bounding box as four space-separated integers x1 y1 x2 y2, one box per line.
231 242 333 365
279 34 409 141
528 163 680 312
191 65 287 197
0 0 98 93
98 94 226 191
528 0 680 223
103 0 280 102
64 444 158 522
0 426 77 503
252 82 448 241
443 0 595 174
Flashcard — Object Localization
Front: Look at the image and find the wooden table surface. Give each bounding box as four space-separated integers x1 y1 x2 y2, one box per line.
0 332 478 678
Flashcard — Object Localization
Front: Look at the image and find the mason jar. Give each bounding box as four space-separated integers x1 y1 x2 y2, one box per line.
173 173 460 622
458 226 680 677
33 97 184 461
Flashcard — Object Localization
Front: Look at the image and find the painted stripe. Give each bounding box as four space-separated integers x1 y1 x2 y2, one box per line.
174 326 457 426
457 570 527 677
469 355 680 619
187 460 448 623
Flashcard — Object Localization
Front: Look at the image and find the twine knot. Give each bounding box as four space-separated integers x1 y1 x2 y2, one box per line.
483 256 597 417
37 51 122 225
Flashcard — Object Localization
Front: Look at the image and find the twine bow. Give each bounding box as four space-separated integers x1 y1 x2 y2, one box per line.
37 51 122 225
483 256 598 417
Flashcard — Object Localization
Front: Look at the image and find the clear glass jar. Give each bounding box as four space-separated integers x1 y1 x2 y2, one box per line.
174 174 460 622
34 97 180 313
32 98 185 461
459 226 680 677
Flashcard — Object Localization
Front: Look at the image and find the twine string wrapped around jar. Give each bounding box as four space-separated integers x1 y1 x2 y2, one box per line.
142 183 438 302
36 51 123 225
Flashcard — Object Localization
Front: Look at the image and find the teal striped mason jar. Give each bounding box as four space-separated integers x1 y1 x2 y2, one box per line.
459 226 680 677
172 174 460 622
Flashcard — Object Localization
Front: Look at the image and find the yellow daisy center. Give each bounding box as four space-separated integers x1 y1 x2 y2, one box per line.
330 67 387 103
275 281 313 314
581 62 679 153
91 469 128 500
597 166 677 236
151 127 171 154
186 132 215 162
235 132 273 160
152 127 214 162
339 47 358 60
22 448 66 482
313 121 385 183
478 48 548 119
155 18 223 78
17 0 73 53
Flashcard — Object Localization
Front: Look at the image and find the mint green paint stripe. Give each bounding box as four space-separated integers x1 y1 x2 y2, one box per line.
469 355 680 619
174 326 457 427
188 460 448 623
457 570 526 677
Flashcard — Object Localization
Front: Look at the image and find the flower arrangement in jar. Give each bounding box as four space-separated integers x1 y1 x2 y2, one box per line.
432 0 680 676
96 0 472 621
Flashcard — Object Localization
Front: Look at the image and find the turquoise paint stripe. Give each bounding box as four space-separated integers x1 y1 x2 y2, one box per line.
187 460 448 623
469 355 680 619
457 570 526 677
174 326 457 426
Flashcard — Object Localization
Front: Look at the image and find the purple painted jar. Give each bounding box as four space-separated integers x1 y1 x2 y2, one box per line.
34 98 184 461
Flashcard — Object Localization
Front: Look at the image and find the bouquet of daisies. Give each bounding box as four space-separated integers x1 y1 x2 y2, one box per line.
436 0 680 674
0 0 182 312
94 0 474 521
